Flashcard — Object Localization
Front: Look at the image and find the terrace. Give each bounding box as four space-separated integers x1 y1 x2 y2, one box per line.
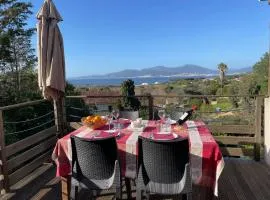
2 0 270 199
0 94 269 200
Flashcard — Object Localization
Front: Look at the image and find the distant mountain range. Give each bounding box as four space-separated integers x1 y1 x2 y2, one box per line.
71 65 252 79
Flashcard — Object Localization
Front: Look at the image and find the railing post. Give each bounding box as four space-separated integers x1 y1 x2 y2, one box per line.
0 110 9 193
54 97 66 138
254 96 263 161
148 95 154 120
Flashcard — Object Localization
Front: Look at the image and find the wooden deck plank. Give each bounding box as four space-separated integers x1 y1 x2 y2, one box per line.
237 160 270 200
5 126 56 158
226 159 256 200
1 158 270 200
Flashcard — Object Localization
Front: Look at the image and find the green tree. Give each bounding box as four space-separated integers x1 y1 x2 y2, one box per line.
253 52 268 94
120 79 141 111
165 84 174 94
217 62 228 95
228 81 240 108
0 0 36 95
203 79 219 95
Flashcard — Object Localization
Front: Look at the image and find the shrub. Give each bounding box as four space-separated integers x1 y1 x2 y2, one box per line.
120 79 141 111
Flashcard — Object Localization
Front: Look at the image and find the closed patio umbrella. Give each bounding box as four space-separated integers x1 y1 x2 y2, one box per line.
37 0 65 100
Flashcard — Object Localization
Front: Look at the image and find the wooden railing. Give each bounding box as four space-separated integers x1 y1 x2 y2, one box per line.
0 94 265 195
66 94 264 161
0 100 57 194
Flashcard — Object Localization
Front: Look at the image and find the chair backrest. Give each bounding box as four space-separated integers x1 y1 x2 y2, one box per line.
138 136 189 184
71 136 118 180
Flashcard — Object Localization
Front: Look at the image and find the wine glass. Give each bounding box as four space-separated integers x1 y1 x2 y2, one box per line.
158 109 166 122
106 113 113 132
164 113 171 132
112 109 120 120
112 109 120 130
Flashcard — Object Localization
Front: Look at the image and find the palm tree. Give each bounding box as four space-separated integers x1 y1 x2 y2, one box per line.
217 62 228 95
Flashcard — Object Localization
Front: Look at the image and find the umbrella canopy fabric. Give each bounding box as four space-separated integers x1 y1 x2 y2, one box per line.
37 0 65 100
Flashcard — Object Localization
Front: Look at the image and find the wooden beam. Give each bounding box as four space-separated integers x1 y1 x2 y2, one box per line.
208 125 255 135
220 147 253 157
54 98 64 137
0 110 9 192
66 95 266 99
61 176 71 200
0 99 47 111
214 136 255 145
5 126 56 158
8 150 52 186
7 136 56 172
254 97 263 161
69 122 83 130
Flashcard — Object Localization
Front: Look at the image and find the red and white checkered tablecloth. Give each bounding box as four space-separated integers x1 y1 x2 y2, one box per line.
52 120 224 196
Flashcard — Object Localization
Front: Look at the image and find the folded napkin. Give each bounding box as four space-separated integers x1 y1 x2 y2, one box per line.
85 130 119 139
130 118 143 129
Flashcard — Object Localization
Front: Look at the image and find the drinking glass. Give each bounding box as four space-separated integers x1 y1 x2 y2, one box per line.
112 109 120 129
164 114 171 132
112 109 119 120
158 109 166 122
106 113 113 131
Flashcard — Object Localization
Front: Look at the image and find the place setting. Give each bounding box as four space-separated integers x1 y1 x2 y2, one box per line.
141 110 180 140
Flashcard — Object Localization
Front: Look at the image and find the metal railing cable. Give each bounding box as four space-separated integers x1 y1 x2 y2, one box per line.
66 106 86 111
4 119 55 136
3 111 54 124
196 107 255 114
68 114 83 119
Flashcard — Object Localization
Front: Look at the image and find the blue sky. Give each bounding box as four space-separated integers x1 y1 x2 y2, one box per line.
28 0 270 77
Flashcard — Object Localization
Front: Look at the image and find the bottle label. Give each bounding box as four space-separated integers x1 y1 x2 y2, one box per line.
180 112 189 120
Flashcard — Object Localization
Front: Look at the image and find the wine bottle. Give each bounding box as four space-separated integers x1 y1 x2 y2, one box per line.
177 105 197 125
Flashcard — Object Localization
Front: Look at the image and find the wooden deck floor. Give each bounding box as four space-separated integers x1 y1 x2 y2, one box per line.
1 158 270 200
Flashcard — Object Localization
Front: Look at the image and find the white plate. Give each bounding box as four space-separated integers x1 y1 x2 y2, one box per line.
104 130 117 134
156 132 171 135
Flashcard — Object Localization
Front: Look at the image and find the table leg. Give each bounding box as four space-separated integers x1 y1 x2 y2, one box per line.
125 178 132 199
61 176 71 200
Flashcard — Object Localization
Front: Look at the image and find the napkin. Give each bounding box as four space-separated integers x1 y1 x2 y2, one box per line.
153 133 178 140
130 118 143 128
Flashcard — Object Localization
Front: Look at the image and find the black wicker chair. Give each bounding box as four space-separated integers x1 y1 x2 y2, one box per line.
136 136 192 200
70 136 122 200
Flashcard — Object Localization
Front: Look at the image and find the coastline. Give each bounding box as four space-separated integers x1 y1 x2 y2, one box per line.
68 75 218 87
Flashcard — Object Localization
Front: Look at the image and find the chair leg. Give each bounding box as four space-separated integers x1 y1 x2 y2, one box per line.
116 186 122 200
70 185 78 200
187 193 192 200
136 189 143 200
125 178 132 199
183 193 192 200
145 191 150 200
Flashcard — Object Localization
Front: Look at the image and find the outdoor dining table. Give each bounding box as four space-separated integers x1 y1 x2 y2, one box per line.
52 119 224 199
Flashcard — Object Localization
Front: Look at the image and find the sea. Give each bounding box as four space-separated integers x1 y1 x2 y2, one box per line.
68 75 217 87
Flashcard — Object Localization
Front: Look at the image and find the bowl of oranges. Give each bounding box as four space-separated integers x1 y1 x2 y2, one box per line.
81 115 107 129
